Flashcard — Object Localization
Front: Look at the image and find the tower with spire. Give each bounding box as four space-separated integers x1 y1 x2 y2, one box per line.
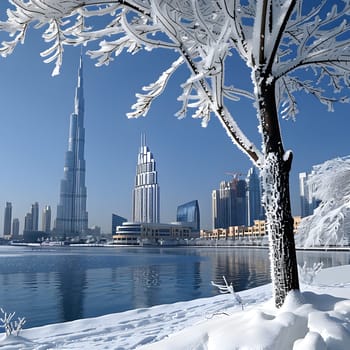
55 56 88 237
132 134 160 223
246 167 263 226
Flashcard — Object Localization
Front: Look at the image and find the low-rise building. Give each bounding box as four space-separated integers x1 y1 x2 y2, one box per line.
113 222 191 245
200 216 301 240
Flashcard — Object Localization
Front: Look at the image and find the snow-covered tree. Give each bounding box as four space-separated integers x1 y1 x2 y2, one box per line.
2 0 350 307
296 157 350 247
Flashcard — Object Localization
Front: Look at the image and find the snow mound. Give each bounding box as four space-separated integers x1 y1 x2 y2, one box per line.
139 289 350 350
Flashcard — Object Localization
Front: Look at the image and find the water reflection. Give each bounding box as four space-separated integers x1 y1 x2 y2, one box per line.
0 246 350 328
204 248 271 292
56 256 87 322
131 265 161 309
192 261 202 292
0 249 88 327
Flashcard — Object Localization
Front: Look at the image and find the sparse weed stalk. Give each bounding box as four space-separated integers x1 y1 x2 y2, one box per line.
0 308 26 337
211 276 244 310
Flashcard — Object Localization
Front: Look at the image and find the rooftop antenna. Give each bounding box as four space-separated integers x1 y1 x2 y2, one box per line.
141 132 147 147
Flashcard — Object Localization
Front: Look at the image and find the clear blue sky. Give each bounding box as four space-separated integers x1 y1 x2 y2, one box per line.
1 4 350 234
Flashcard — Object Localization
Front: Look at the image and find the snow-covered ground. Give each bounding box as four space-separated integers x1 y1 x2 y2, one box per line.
1 265 350 349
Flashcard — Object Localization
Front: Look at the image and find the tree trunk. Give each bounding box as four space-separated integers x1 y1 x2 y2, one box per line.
257 79 299 308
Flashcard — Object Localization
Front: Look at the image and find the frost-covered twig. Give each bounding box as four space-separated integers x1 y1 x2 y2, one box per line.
296 156 350 248
297 262 324 285
211 276 244 310
0 308 26 337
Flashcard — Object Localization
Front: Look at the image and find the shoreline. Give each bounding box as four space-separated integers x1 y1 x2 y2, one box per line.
7 241 350 251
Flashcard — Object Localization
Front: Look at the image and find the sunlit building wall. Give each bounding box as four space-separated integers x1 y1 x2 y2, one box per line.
42 205 51 233
132 135 160 224
201 216 301 240
113 222 191 245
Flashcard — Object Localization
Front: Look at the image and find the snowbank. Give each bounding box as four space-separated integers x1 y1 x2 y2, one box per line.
1 265 350 349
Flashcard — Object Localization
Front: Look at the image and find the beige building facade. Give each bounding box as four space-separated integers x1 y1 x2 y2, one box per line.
200 216 301 240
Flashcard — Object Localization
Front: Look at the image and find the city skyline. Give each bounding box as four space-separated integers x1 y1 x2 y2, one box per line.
1 9 350 232
0 157 347 235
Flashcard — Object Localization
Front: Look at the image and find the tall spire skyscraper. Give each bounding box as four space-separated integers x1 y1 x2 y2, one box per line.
3 202 12 236
55 56 88 237
132 134 160 223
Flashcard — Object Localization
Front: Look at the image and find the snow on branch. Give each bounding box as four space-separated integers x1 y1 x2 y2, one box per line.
0 308 26 337
2 1 350 161
277 74 350 119
298 262 323 285
273 1 350 118
127 56 184 118
41 18 77 76
296 156 350 247
211 276 244 310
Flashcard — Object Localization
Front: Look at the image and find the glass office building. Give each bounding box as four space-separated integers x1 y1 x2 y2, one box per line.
176 200 200 231
212 179 247 229
246 167 263 226
112 214 127 235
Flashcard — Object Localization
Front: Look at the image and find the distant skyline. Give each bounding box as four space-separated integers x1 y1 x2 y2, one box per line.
1 3 350 233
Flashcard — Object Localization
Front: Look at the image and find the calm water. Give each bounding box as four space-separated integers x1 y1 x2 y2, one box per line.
0 245 349 328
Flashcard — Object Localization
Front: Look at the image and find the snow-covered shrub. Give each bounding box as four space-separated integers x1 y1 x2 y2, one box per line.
0 308 26 337
211 276 244 310
296 157 350 247
298 262 323 285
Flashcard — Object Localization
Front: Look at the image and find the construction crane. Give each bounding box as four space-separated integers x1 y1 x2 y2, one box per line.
225 171 242 186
